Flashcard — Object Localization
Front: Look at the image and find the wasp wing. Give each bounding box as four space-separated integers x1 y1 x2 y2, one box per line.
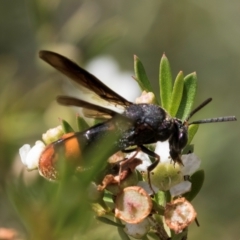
57 95 123 119
39 50 132 107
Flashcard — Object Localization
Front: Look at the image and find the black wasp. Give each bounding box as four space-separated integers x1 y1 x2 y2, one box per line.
38 50 237 181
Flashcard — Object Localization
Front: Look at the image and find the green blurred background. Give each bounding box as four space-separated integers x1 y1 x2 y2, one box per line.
0 0 239 239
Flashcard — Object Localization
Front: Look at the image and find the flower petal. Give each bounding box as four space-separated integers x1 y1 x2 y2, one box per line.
21 141 45 170
19 144 31 165
137 181 159 195
170 181 191 197
181 153 201 175
154 141 171 163
124 218 150 239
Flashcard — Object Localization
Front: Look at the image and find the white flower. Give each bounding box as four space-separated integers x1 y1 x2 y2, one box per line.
154 141 172 163
19 141 45 170
154 141 201 197
127 141 201 197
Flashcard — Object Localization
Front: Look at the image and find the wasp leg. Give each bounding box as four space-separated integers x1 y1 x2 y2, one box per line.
139 145 160 195
118 148 140 182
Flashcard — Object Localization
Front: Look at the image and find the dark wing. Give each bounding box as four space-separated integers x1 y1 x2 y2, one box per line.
57 95 122 119
39 50 132 107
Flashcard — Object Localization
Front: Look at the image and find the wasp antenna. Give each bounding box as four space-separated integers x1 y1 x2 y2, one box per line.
189 116 237 125
185 98 212 122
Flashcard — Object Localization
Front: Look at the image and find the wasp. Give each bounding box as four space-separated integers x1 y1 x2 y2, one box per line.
38 50 237 181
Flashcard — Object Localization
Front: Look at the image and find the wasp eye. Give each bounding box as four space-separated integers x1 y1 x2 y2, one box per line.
178 131 188 149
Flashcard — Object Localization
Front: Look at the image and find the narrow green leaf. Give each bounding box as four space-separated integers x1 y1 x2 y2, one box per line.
176 72 197 120
103 191 114 203
159 54 173 111
169 71 184 117
152 200 165 215
76 115 89 131
187 124 199 145
134 55 153 92
117 221 131 240
155 190 166 206
96 217 124 228
118 228 131 240
61 119 74 133
165 190 171 203
183 170 205 201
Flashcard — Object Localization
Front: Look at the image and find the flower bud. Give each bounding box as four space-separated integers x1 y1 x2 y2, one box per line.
42 125 64 145
135 91 155 104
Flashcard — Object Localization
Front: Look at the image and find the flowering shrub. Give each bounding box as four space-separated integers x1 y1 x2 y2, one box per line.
17 54 211 240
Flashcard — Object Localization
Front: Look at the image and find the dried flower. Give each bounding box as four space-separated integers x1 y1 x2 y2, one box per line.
164 197 197 233
115 186 152 224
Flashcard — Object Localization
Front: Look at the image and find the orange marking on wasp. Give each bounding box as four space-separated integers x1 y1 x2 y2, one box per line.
63 133 82 162
39 133 82 180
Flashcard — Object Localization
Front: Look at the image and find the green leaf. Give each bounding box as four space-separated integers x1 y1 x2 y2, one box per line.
169 71 184 117
96 217 124 228
103 191 114 203
118 227 131 240
159 54 173 111
152 200 165 215
61 119 74 133
134 55 153 92
116 218 131 240
187 124 199 145
176 73 197 120
183 169 205 201
76 115 89 131
155 190 166 207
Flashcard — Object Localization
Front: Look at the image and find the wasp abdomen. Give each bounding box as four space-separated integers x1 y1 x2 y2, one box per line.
39 132 84 180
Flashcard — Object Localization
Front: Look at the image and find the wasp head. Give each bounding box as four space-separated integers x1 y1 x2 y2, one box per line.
167 97 237 165
168 119 188 165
